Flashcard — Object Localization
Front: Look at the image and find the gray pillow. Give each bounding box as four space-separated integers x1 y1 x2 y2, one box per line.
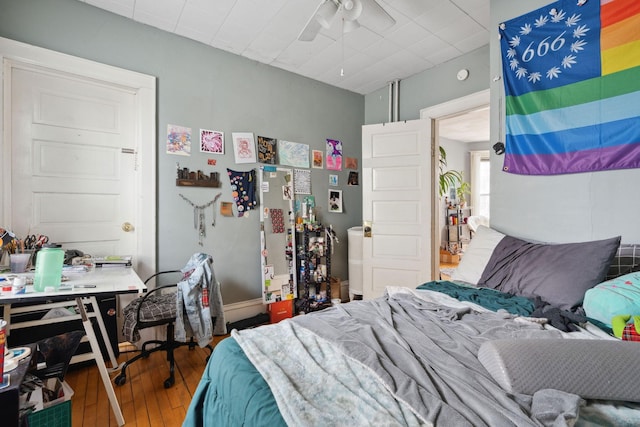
479 338 640 402
478 235 620 310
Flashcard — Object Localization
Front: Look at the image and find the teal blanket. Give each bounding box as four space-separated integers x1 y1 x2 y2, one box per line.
183 337 286 427
417 280 535 316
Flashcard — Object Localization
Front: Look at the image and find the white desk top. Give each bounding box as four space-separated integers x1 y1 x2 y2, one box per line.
0 266 146 304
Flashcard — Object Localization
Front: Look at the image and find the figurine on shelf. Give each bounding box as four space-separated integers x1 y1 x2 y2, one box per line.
176 162 220 187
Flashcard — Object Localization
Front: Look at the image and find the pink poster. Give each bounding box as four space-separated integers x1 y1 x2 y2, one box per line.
325 139 342 171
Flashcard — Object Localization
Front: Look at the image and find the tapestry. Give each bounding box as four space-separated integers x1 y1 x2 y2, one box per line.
499 0 640 175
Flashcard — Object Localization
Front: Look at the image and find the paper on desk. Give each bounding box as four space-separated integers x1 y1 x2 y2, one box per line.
42 307 75 320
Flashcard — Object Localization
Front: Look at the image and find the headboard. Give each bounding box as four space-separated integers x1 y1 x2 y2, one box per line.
606 244 640 280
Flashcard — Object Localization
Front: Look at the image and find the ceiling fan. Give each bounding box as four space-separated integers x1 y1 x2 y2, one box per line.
298 0 396 42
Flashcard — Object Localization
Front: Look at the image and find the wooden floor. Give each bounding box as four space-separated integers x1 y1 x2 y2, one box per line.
64 335 227 427
439 261 459 281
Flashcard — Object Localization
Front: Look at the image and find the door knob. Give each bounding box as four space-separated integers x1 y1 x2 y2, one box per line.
122 222 134 232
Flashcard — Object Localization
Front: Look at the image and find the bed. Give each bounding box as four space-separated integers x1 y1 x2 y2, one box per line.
184 227 640 427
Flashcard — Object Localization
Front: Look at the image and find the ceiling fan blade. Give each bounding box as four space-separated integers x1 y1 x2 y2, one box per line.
297 0 339 42
357 0 396 31
316 0 340 28
298 13 323 41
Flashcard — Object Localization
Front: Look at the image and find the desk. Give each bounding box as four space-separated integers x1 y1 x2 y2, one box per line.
0 267 146 427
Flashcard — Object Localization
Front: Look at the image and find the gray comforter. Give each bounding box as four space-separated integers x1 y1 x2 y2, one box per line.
234 288 583 427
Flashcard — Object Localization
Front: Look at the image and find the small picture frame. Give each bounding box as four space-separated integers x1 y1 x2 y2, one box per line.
328 189 343 213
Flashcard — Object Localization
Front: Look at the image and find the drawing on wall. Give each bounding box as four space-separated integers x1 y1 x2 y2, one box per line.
312 150 324 168
294 168 312 194
282 184 293 200
326 138 342 171
167 124 191 156
257 135 277 164
329 175 338 186
278 140 309 168
328 189 343 213
200 129 224 154
232 132 257 164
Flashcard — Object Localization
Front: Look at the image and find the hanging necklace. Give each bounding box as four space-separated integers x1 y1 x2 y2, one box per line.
179 192 222 245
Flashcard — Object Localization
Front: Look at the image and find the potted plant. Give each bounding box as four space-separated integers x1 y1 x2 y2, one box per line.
438 146 463 198
456 181 471 207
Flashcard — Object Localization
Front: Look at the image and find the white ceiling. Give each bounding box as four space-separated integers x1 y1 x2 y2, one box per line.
77 0 490 96
439 105 490 143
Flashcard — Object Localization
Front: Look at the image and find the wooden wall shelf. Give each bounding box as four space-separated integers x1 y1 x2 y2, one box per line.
176 179 220 188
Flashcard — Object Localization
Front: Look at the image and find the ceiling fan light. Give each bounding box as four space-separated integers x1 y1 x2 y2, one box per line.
315 1 339 28
343 19 360 33
342 0 363 22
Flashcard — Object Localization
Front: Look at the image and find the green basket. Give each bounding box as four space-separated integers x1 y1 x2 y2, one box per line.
27 400 72 427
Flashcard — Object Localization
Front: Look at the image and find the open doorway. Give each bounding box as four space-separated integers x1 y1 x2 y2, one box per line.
420 90 490 281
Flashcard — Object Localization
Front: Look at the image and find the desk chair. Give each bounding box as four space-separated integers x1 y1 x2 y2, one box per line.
116 253 222 388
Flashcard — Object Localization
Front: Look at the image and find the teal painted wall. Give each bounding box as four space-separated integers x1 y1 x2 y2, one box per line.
364 45 490 124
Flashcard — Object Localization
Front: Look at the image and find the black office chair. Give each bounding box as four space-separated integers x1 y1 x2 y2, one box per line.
115 254 218 388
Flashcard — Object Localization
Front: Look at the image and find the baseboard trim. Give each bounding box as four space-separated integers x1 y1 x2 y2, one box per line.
223 298 265 324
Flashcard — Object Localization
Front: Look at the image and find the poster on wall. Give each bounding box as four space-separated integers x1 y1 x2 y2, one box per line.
278 140 310 168
232 132 257 164
257 135 278 164
499 0 640 175
200 129 224 154
348 171 359 185
166 124 191 156
294 169 311 194
328 189 343 213
326 139 342 171
312 150 324 168
345 157 358 170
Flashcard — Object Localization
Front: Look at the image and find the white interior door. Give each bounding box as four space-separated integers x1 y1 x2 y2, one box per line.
361 119 432 299
10 65 137 256
1 37 156 282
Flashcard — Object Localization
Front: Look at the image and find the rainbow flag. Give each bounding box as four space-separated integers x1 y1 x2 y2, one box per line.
499 0 640 175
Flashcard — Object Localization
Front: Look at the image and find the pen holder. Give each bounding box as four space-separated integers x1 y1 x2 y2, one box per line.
34 247 64 292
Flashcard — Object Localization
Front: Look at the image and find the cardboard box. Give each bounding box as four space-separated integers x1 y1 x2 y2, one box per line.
330 277 341 301
439 249 460 264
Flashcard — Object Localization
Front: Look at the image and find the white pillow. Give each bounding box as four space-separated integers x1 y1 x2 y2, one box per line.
450 225 505 285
